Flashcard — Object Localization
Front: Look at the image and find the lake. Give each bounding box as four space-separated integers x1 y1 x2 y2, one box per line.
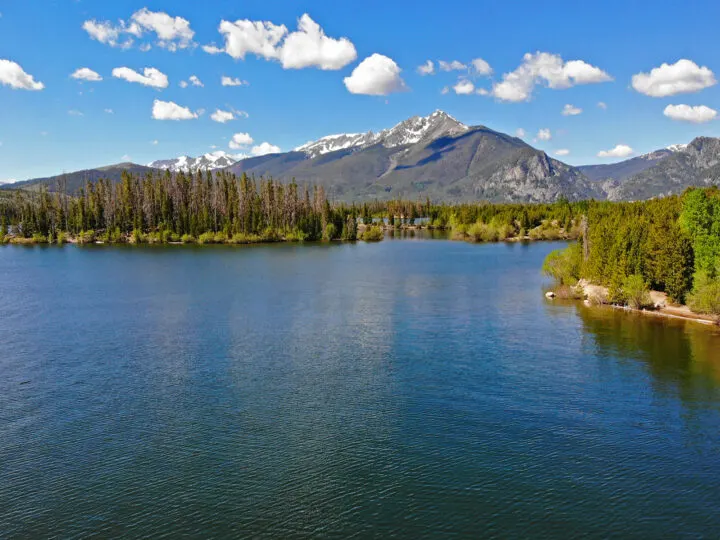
2 237 720 538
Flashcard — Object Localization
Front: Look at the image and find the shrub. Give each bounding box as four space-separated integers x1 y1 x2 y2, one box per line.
76 230 96 244
542 243 582 285
56 231 67 245
622 274 651 309
197 232 216 245
687 272 720 323
323 223 337 242
360 226 384 242
180 234 195 244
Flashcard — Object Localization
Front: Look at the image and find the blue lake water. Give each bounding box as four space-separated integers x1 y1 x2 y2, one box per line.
1 237 720 538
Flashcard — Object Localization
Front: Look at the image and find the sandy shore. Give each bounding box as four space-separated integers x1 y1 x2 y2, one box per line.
573 279 717 326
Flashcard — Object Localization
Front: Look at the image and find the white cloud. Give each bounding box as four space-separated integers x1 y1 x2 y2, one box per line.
251 142 281 156
112 67 168 88
179 80 188 88
278 14 356 70
441 86 450 95
131 8 194 51
208 14 355 71
555 149 570 156
515 128 526 138
471 58 493 76
453 79 475 95
537 128 552 141
151 99 198 120
213 19 288 60
71 67 102 82
221 76 248 87
0 59 44 90
68 109 84 116
439 60 467 72
417 60 435 76
344 53 408 95
476 87 490 96
597 101 607 109
229 132 254 149
211 109 235 123
82 9 194 51
562 104 582 116
151 140 159 145
104 108 114 114
632 59 716 97
663 104 717 123
598 144 634 158
189 75 203 87
492 52 612 102
82 20 133 48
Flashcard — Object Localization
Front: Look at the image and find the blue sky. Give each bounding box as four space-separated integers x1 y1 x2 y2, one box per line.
2 0 720 181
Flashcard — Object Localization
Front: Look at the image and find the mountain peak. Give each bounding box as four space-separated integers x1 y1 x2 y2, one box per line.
148 152 238 173
295 110 468 158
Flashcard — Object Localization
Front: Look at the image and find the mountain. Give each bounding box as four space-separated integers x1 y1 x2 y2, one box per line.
577 148 679 183
148 151 237 173
3 163 157 193
228 111 602 202
605 137 720 200
294 110 470 158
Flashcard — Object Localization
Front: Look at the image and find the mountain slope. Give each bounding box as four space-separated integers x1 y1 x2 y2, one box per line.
578 149 676 183
3 163 157 193
228 112 601 202
606 137 720 200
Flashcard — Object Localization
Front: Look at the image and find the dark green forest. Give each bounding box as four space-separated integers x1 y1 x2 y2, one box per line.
543 187 720 318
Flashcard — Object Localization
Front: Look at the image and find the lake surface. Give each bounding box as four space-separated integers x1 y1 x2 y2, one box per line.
2 238 720 538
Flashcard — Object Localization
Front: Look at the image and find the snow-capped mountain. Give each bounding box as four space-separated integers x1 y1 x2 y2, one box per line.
295 110 469 158
148 151 237 173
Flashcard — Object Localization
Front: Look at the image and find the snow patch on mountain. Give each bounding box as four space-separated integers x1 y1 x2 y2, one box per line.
148 151 237 173
295 110 469 158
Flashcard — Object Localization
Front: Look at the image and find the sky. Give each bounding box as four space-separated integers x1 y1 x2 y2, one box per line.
2 0 720 182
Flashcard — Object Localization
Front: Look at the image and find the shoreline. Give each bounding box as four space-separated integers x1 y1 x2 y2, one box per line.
551 280 718 327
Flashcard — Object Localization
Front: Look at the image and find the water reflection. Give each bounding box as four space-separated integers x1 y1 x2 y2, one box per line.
574 303 720 402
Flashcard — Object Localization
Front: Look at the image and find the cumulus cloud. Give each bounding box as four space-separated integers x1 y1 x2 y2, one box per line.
151 99 198 120
82 9 194 51
251 142 281 156
439 60 467 72
453 79 475 95
229 132 254 149
112 67 168 88
179 80 188 88
597 101 607 109
189 75 203 87
71 67 102 82
417 60 435 76
211 109 235 123
0 59 44 90
597 144 634 158
207 14 355 71
104 108 114 114
131 8 194 51
562 104 582 116
491 52 612 102
344 53 408 95
537 128 552 141
82 19 133 48
278 14 356 70
632 59 716 97
221 76 248 87
515 128 526 138
663 104 717 123
471 58 493 76
555 149 570 156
